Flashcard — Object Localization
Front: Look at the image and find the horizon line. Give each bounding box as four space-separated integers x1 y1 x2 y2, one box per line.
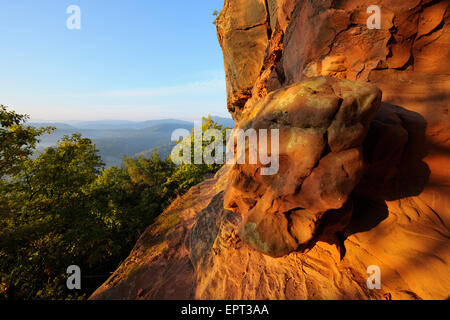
28 115 234 123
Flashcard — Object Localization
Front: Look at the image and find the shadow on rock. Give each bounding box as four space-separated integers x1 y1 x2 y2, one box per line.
341 103 430 241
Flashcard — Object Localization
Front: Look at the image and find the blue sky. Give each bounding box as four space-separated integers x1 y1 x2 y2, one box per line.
0 0 228 121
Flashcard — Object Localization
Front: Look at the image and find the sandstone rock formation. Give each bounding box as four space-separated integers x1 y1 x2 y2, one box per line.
224 77 382 257
91 0 449 300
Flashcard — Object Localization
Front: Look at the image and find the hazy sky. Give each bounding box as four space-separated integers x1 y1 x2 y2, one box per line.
0 0 228 121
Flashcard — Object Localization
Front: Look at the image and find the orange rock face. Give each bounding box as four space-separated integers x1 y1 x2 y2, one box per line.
224 77 382 257
216 0 270 117
91 0 450 300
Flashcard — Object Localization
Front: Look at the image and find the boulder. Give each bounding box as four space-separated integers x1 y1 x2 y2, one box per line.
91 0 450 301
224 77 381 257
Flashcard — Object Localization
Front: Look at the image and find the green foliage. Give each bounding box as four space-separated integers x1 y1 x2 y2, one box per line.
0 106 230 300
0 105 54 179
1 132 106 299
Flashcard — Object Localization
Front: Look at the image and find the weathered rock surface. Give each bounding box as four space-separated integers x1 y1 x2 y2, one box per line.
216 0 270 118
224 77 381 257
222 0 450 132
91 0 450 300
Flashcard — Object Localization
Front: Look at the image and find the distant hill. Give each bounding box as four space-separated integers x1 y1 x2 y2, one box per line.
63 119 194 130
29 122 77 130
94 122 194 166
30 117 234 130
30 116 235 167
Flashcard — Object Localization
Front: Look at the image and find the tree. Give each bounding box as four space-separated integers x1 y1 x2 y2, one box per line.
88 150 176 253
0 134 105 299
0 105 53 179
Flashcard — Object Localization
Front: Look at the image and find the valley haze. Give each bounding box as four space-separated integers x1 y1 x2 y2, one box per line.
29 116 235 167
